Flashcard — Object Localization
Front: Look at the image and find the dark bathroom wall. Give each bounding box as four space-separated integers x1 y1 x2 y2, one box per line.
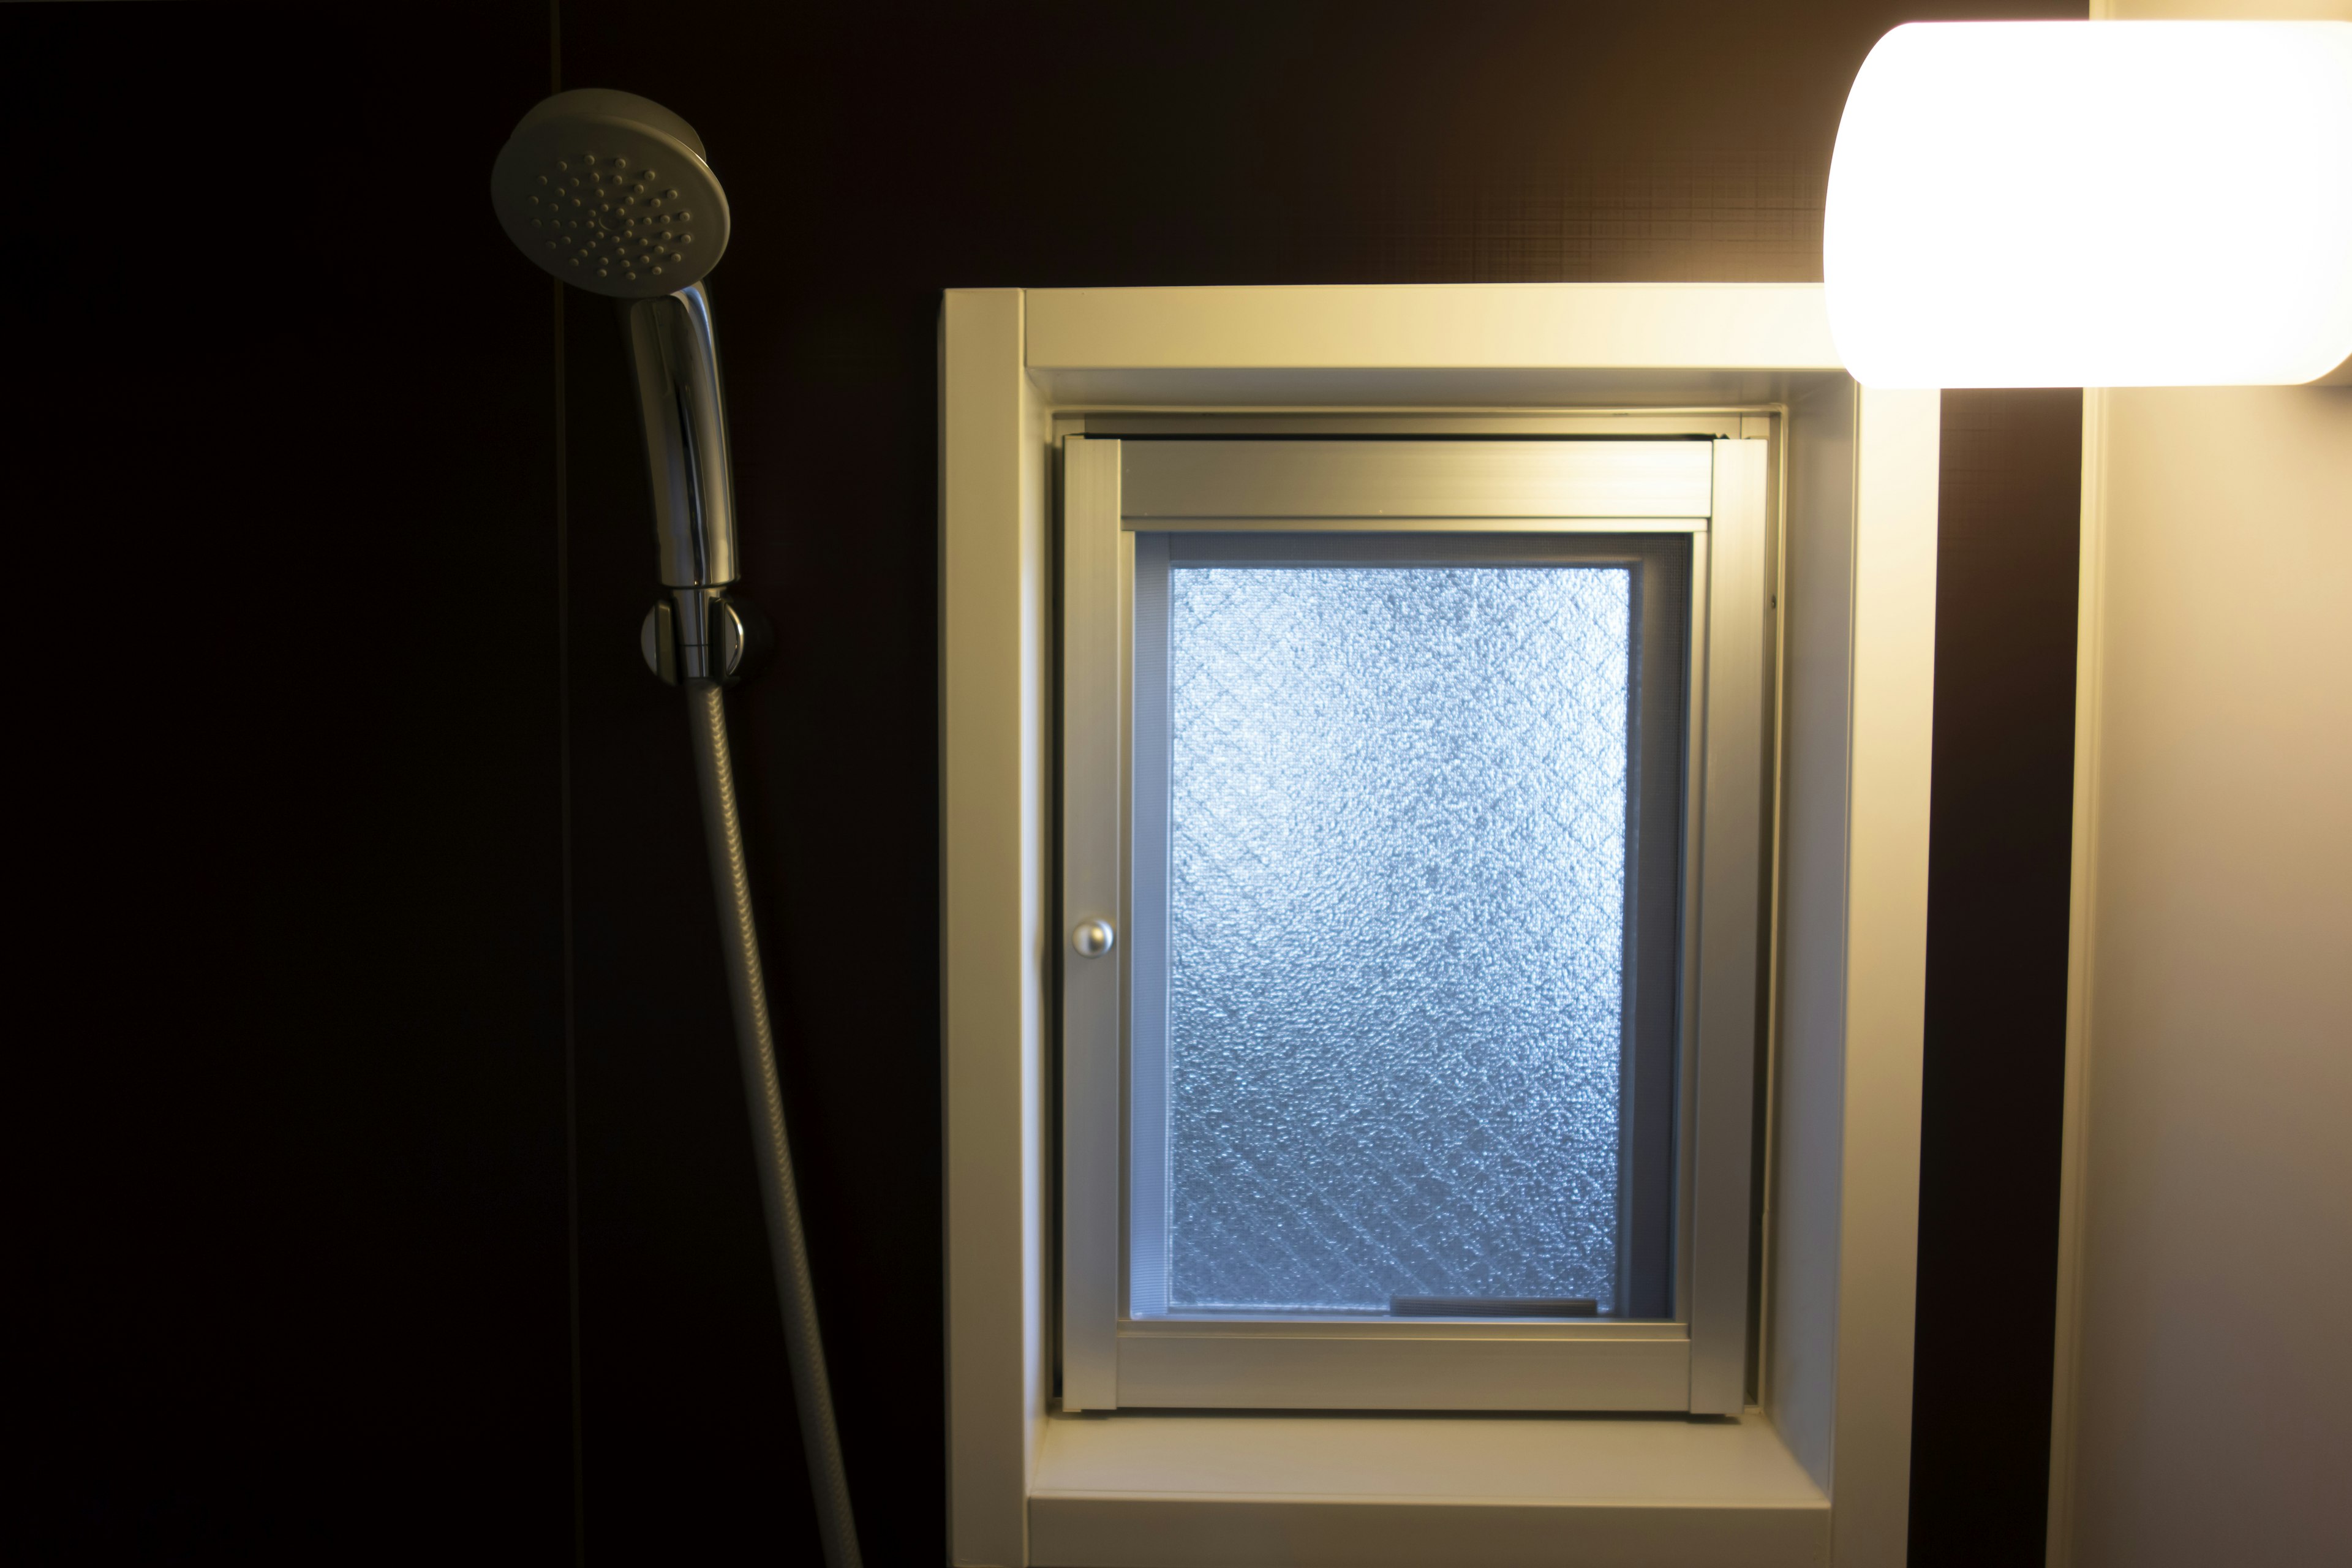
9 0 587 1558
12 2 2080 1564
8 3 576 1560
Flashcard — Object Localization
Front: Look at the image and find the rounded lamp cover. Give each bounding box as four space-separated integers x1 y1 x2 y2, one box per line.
1825 21 2352 388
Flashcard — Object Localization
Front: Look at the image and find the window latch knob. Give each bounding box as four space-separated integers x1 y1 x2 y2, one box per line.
1071 919 1115 959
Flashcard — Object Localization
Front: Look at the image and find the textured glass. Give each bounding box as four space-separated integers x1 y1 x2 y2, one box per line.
1166 565 1632 1314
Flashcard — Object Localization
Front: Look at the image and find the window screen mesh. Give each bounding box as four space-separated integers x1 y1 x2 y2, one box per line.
1165 564 1632 1313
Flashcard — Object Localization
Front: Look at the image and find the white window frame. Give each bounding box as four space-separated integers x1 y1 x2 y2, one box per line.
1058 435 1771 1416
943 284 1939 1568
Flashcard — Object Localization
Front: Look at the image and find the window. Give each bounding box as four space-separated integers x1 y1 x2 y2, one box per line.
1061 435 1771 1414
949 285 1942 1566
1137 531 1684 1325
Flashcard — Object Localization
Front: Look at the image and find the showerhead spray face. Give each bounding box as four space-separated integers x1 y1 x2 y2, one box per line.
490 88 730 296
493 89 761 685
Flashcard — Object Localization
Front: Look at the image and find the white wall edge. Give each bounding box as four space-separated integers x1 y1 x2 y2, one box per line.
1026 284 1843 373
943 287 1049 1567
1829 387 1939 1567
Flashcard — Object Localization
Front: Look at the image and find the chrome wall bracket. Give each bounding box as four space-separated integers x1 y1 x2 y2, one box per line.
642 586 771 687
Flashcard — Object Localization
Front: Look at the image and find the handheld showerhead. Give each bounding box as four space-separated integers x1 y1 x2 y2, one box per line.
489 88 730 297
492 92 859 1568
492 89 755 685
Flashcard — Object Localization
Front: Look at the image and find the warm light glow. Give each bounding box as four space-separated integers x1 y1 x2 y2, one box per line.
1825 21 2352 388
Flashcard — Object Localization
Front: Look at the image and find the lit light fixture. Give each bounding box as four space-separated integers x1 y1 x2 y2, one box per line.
1825 21 2352 388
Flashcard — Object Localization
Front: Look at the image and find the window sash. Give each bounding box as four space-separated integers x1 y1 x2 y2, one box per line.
1128 532 1689 1326
1060 436 1770 1414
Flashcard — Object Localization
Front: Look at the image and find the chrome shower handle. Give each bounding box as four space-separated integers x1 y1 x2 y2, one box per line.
625 282 737 591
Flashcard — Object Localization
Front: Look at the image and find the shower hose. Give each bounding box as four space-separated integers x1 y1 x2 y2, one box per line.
685 678 863 1568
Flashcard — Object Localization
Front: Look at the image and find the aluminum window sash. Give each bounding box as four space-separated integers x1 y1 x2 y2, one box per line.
1130 516 1707 533
1114 1332 1692 1412
1126 533 1684 1377
1137 528 1687 1339
1128 531 1171 1325
1121 438 1716 520
1060 437 1125 1412
1623 535 1692 1324
1058 435 1773 1415
1686 436 1770 1414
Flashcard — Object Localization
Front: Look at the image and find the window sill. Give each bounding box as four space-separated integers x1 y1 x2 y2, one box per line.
1028 1409 1828 1567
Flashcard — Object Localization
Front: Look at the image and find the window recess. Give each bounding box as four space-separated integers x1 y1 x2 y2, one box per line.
1061 436 1771 1415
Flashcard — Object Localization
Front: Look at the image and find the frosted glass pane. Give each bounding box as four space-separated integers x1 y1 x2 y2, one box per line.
1166 565 1631 1314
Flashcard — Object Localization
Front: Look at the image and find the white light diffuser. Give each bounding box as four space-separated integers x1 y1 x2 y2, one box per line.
1825 21 2352 388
